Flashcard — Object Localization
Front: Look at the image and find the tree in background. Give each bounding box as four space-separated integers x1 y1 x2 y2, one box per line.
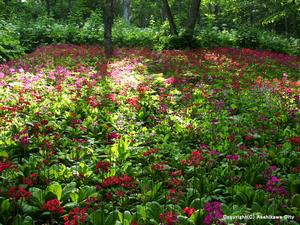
103 0 115 57
123 0 131 23
185 0 201 37
162 0 178 35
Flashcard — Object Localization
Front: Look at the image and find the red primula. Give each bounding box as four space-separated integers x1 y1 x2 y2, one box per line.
43 199 64 214
183 207 196 217
8 186 32 200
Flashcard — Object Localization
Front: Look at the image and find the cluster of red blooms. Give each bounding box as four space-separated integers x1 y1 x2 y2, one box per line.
95 161 110 173
22 173 39 186
64 207 88 225
151 161 168 172
166 188 183 203
8 186 32 200
101 175 133 188
0 161 13 173
106 93 116 102
137 85 150 95
183 207 196 217
13 128 30 147
143 148 158 157
159 211 178 225
181 150 202 166
107 131 121 140
126 97 141 110
86 95 99 108
289 136 300 146
244 135 254 141
42 199 64 214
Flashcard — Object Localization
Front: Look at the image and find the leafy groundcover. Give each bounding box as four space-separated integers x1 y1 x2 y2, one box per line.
0 44 299 225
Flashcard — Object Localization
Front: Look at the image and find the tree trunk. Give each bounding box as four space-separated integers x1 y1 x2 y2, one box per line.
46 0 51 15
162 0 178 35
60 0 63 19
104 0 115 58
68 0 72 13
186 0 201 37
123 0 131 23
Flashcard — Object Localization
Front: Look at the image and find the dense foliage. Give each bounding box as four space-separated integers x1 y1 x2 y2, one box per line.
0 44 299 225
0 0 300 62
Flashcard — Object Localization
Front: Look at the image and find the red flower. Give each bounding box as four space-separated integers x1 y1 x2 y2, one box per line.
22 173 39 186
107 131 121 140
43 199 64 214
188 150 202 166
160 211 178 225
244 135 254 141
96 161 110 173
289 137 300 145
64 207 88 225
143 148 158 157
8 186 32 200
183 207 196 217
0 162 13 173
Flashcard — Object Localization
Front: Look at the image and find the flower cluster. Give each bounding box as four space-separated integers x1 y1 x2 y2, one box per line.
64 207 88 225
143 148 158 157
183 207 196 217
8 186 32 200
42 199 64 214
204 201 224 225
181 150 202 166
95 161 110 173
107 131 121 140
0 161 13 173
159 211 178 225
226 154 239 161
101 175 133 188
265 176 288 197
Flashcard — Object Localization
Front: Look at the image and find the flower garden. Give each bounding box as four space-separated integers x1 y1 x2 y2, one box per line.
0 44 299 225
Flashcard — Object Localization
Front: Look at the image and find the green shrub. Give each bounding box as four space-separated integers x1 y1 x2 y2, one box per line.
236 25 260 48
0 20 24 62
258 31 300 55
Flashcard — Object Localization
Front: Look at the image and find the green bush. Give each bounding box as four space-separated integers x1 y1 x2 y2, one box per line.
258 31 300 55
113 19 156 48
0 20 24 62
236 25 260 48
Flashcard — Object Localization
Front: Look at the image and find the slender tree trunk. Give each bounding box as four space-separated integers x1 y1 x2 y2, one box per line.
104 0 115 58
162 0 178 35
60 0 63 19
46 0 51 15
68 0 72 13
123 0 131 23
284 6 288 38
186 0 201 37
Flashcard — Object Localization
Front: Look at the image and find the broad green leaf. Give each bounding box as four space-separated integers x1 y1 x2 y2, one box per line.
46 182 62 200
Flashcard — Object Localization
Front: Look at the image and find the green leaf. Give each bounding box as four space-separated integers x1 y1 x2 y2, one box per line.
291 194 300 208
89 209 104 225
61 182 77 201
29 187 46 206
105 210 118 225
12 215 23 225
46 182 62 200
0 151 8 158
146 201 162 222
23 216 34 225
1 199 11 211
70 192 79 202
